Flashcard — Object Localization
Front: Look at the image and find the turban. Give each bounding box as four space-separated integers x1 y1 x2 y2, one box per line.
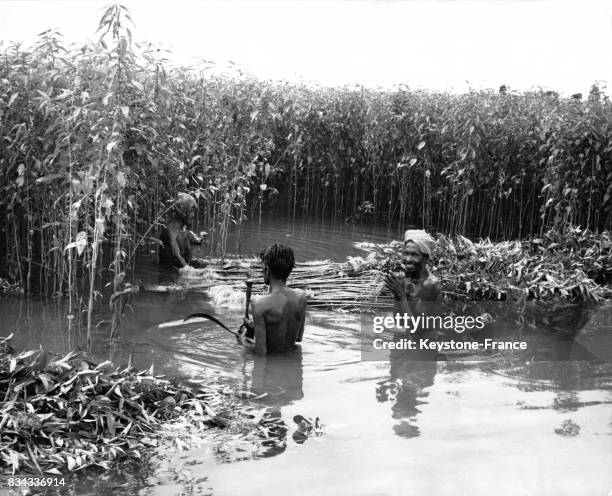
174 193 197 220
403 229 436 257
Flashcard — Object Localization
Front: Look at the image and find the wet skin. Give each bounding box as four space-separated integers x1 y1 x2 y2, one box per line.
240 265 308 355
159 201 205 269
384 241 441 316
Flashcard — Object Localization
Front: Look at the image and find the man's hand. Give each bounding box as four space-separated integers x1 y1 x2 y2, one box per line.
404 280 418 299
236 321 255 346
187 230 208 245
384 273 406 300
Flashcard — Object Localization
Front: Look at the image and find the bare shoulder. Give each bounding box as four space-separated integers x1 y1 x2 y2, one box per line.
424 273 439 287
421 273 442 301
251 293 274 313
289 287 308 305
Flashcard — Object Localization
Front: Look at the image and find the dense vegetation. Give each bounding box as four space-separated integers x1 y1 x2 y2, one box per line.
378 227 611 303
1 4 610 341
0 334 287 474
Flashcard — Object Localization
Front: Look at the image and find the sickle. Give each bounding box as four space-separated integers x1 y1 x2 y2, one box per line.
183 312 239 337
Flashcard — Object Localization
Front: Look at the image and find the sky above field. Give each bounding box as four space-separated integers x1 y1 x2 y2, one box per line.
1 0 611 95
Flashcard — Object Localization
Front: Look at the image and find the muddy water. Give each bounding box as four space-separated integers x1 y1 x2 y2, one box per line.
1 217 612 496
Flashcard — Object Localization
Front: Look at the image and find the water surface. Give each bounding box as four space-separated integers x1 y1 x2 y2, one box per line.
1 217 611 496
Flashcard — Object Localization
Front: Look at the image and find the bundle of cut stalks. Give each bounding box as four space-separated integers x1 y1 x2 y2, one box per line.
199 228 610 311
0 335 286 475
201 256 392 311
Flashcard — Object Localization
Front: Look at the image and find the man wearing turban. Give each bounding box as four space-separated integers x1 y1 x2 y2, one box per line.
384 229 441 315
159 192 207 269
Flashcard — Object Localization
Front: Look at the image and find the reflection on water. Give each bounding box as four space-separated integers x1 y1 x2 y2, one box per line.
0 216 611 495
248 348 304 407
376 349 438 439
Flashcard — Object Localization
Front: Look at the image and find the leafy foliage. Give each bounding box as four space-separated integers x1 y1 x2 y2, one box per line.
364 227 611 303
0 334 287 475
193 228 611 314
0 4 610 343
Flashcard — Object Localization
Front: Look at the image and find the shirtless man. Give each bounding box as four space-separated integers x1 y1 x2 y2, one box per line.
159 192 206 269
383 229 441 316
239 244 308 355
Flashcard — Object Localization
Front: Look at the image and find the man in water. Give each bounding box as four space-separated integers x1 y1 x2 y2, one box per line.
239 244 308 355
159 192 207 269
383 229 441 315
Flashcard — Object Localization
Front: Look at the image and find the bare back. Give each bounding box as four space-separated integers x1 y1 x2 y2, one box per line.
251 287 308 354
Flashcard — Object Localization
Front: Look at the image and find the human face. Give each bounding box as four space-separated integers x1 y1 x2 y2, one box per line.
402 241 425 275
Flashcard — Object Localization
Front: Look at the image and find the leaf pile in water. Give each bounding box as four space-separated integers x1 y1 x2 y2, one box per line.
554 419 581 437
362 227 611 303
0 336 287 475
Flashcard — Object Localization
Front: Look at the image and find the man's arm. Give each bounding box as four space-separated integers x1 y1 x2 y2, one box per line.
187 230 203 245
385 274 441 317
251 301 267 355
181 231 209 268
169 235 187 268
238 300 265 353
296 292 308 342
384 274 414 316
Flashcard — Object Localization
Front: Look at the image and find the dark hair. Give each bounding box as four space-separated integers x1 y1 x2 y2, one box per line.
260 244 295 281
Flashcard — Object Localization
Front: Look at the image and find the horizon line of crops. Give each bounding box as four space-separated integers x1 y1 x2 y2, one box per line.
260 82 611 237
1 4 611 345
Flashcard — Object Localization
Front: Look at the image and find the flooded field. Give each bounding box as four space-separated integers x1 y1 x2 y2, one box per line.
1 218 611 496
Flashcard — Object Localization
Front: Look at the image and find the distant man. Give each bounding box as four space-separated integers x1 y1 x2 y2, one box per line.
239 244 308 355
159 192 206 269
383 229 441 316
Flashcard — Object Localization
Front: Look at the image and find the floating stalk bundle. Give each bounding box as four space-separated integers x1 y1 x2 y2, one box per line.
197 229 611 311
